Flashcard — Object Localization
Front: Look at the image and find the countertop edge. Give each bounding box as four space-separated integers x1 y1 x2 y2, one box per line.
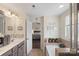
0 38 25 56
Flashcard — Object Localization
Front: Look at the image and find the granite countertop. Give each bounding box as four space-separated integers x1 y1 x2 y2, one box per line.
0 38 25 55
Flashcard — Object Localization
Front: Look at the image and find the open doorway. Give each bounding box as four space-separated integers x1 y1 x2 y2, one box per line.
32 17 41 49
32 31 41 48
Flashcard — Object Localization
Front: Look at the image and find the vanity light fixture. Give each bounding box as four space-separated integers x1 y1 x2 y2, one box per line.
32 4 36 8
4 10 11 16
4 10 17 18
12 14 15 17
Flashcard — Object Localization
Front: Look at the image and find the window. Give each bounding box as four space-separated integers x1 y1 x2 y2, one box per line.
65 14 75 41
78 13 79 41
65 13 79 48
65 15 70 40
65 13 77 41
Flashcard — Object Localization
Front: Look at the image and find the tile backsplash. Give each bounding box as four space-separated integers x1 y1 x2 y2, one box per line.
12 34 24 38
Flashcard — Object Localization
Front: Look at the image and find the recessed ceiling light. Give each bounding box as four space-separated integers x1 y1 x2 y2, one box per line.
59 5 64 8
32 5 36 8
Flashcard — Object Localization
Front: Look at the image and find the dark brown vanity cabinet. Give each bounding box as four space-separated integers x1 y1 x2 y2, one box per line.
1 41 24 56
13 41 24 56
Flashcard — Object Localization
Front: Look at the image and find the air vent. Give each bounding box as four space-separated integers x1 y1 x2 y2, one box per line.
32 5 36 8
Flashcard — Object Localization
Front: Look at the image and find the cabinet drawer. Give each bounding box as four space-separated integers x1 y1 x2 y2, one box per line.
13 51 17 56
13 46 17 52
17 44 24 56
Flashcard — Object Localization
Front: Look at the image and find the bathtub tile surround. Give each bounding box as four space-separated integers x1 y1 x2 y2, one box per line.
46 43 59 56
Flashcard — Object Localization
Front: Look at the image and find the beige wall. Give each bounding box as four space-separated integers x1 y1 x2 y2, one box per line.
32 17 41 32
39 16 60 55
44 16 60 39
0 14 5 35
5 15 25 41
59 8 76 40
59 10 70 40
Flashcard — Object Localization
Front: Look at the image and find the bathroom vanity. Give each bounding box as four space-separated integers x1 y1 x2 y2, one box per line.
0 38 25 56
0 9 25 56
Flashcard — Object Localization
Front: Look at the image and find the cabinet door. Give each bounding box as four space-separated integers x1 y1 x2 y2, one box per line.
18 44 24 56
17 41 24 56
13 51 17 56
12 46 18 56
13 46 17 56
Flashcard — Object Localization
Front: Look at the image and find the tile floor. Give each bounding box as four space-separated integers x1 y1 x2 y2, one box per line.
28 49 43 56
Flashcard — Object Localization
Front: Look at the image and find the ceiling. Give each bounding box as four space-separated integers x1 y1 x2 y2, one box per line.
0 3 69 16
